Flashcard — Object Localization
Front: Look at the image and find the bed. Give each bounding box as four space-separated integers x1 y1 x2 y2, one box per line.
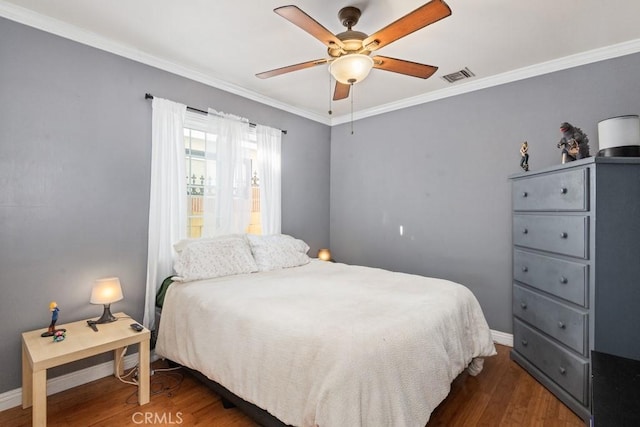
155 234 496 427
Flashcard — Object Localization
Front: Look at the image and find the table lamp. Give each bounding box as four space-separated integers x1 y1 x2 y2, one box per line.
90 277 123 324
317 248 332 262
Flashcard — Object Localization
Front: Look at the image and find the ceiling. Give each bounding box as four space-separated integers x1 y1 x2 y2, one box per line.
3 0 640 125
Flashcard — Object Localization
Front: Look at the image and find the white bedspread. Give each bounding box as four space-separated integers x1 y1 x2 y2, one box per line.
156 260 496 427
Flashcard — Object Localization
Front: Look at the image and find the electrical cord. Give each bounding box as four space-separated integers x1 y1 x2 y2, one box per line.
125 370 185 404
152 366 183 373
116 352 185 404
115 346 139 386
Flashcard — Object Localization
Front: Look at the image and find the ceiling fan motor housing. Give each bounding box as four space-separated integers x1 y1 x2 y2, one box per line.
329 30 369 57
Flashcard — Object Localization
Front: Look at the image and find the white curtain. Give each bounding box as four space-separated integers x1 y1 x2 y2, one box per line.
143 98 187 330
201 109 252 236
256 124 282 234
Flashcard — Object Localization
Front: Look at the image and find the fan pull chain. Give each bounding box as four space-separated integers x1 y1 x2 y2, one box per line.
350 83 354 135
328 73 333 115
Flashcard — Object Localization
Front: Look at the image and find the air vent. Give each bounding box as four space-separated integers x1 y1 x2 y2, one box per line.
442 67 475 83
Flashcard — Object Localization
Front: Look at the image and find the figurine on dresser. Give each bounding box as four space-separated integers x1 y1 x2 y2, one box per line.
557 122 590 163
519 141 530 171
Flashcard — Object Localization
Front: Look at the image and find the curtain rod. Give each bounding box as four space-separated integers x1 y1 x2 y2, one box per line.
145 93 287 135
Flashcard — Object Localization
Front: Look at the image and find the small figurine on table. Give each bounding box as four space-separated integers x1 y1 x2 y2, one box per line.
41 301 67 338
53 330 66 342
519 141 529 171
557 122 590 163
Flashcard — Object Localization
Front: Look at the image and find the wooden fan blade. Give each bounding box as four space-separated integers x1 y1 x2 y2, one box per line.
274 5 345 49
363 0 452 51
372 56 438 79
333 82 351 100
256 59 328 79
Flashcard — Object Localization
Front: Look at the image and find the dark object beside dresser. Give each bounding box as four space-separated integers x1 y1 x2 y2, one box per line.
592 350 640 426
509 157 640 422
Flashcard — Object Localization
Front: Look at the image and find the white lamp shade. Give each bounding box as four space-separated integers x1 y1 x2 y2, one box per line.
90 277 123 305
598 115 640 150
329 54 374 85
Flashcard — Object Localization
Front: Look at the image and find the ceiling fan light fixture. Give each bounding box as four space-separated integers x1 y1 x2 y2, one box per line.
329 54 374 85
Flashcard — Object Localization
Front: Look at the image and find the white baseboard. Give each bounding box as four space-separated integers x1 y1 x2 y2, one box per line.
491 329 514 347
0 351 157 412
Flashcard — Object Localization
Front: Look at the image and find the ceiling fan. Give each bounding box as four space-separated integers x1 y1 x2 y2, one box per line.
256 0 452 101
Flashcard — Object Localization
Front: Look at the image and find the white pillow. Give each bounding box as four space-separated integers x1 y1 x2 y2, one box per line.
173 234 245 254
247 234 310 271
173 235 258 282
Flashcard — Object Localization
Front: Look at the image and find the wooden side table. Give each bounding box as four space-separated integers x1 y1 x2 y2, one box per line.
21 312 150 426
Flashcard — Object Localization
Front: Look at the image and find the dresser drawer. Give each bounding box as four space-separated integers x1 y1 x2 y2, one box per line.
513 168 588 211
513 250 588 306
513 214 588 259
514 319 589 405
513 284 588 355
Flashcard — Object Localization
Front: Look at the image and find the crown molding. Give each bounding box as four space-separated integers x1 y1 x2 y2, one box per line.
331 38 640 125
0 1 330 126
2 1 639 128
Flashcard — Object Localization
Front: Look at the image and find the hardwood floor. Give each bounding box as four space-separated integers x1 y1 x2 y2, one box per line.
1 345 585 426
428 345 585 427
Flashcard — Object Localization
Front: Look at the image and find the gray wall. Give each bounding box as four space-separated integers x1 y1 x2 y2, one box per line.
330 52 640 334
0 17 330 394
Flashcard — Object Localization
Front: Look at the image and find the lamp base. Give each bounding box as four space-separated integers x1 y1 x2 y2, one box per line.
597 145 640 157
95 304 118 324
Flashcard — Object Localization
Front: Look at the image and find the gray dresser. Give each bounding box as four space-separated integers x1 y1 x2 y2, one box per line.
509 157 640 422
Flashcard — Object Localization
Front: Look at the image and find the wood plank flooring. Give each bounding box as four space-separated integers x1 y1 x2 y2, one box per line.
1 344 585 426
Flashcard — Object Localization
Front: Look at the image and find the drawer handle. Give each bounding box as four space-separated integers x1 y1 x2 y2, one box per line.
521 339 528 347
559 276 568 284
560 187 568 194
560 232 568 239
559 367 567 375
522 191 528 198
522 228 529 234
520 302 528 309
522 266 528 273
558 321 566 329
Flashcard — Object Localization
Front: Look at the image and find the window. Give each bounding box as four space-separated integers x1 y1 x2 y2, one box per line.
146 97 281 329
183 112 261 238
